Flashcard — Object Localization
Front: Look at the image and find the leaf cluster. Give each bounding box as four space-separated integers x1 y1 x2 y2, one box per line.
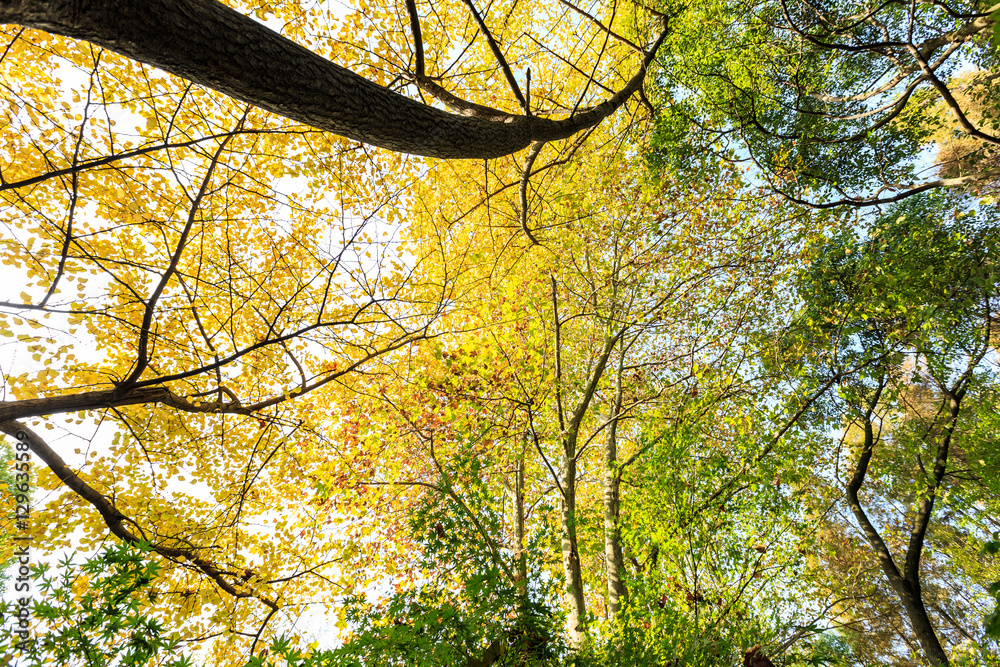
1 542 191 667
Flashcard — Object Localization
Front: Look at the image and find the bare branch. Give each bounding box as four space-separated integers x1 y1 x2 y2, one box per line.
405 0 425 77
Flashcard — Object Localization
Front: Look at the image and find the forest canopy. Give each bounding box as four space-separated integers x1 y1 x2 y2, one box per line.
0 0 999 666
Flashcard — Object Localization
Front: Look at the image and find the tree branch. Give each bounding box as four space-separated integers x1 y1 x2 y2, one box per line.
0 419 279 609
0 0 668 159
458 0 528 113
519 141 544 244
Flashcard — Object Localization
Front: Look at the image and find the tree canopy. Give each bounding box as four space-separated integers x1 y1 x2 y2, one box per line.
1 0 1000 666
651 0 1000 207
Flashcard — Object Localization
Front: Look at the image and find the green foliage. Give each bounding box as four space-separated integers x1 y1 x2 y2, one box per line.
649 0 999 204
312 455 568 667
0 439 18 595
793 192 1000 381
779 632 855 666
985 535 1000 639
1 542 190 667
602 396 818 665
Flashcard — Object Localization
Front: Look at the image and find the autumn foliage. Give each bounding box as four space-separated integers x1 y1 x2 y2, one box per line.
2 0 1000 666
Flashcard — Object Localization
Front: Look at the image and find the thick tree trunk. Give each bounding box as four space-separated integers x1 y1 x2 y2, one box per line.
0 0 665 159
604 355 627 618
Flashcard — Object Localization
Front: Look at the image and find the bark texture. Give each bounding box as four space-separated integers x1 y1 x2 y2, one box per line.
0 0 664 159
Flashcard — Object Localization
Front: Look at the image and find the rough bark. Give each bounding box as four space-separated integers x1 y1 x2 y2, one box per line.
0 0 667 159
0 387 176 422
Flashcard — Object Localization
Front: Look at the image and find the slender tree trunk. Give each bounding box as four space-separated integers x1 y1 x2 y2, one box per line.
898 586 950 667
511 436 527 596
604 354 627 618
846 395 951 667
897 392 964 667
561 431 586 645
550 277 587 645
550 278 625 645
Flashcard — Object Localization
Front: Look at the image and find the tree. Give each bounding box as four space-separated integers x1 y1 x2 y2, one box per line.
314 131 836 664
0 40 449 657
0 44 835 653
0 0 680 656
786 193 1000 664
7 0 1000 663
651 0 1000 207
925 70 1000 194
